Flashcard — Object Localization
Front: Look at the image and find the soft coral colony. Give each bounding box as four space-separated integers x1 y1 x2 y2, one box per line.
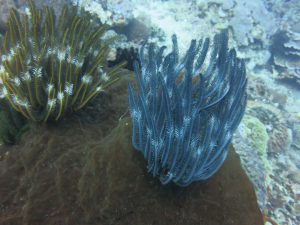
0 0 123 122
128 31 247 186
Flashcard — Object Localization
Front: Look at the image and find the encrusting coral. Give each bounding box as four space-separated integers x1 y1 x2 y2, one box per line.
0 0 124 122
242 114 269 157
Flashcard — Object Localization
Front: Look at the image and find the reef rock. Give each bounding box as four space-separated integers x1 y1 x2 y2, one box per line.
0 0 70 34
0 0 15 33
15 0 71 16
0 74 263 225
267 0 300 87
270 30 300 87
247 101 292 155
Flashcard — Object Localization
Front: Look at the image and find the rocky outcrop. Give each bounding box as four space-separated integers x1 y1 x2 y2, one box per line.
0 0 70 34
0 74 263 225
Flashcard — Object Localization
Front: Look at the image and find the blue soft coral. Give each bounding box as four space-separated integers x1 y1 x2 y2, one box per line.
128 30 247 186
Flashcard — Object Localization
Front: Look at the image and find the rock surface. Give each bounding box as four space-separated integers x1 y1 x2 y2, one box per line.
0 0 15 33
0 0 70 34
0 74 263 225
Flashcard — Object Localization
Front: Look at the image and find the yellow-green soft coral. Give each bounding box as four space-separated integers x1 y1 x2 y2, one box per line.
0 0 124 122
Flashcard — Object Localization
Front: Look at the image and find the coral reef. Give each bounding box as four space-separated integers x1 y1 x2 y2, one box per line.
80 0 299 223
267 0 300 88
246 76 291 109
0 74 263 225
128 30 247 186
0 0 70 34
292 123 300 150
0 0 298 223
247 101 292 155
242 115 269 157
270 30 300 88
227 0 276 47
0 0 124 122
234 100 299 224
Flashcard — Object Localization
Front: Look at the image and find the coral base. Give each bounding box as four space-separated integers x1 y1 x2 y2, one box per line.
0 75 263 225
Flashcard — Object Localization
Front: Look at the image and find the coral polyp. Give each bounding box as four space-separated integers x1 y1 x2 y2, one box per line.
0 0 123 122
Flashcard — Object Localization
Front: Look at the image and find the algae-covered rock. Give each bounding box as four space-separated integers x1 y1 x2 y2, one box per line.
0 100 28 145
247 101 292 154
0 74 263 225
292 123 300 149
243 114 269 157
